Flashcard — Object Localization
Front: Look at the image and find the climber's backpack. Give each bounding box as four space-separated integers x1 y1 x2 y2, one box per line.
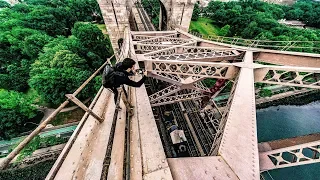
102 64 126 88
102 64 116 89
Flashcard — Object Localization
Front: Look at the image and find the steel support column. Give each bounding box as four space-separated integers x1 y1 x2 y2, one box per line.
217 51 260 180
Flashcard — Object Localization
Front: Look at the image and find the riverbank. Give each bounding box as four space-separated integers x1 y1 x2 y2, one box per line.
256 90 320 109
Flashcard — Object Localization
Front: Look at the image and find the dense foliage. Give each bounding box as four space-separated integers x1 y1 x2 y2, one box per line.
0 89 37 140
0 0 10 8
29 22 111 105
0 0 106 92
259 88 273 97
0 0 112 138
201 0 320 53
191 3 200 21
284 0 320 28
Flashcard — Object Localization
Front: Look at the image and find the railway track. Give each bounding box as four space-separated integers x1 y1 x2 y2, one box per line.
134 2 155 31
172 103 200 157
182 94 213 155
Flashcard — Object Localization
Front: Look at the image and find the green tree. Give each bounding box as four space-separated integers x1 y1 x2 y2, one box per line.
29 49 93 105
23 33 53 59
0 27 45 92
0 89 37 140
23 7 72 36
68 0 102 22
0 0 10 8
286 8 304 20
192 3 200 21
71 22 112 68
241 21 262 39
219 24 230 36
11 3 33 13
259 88 272 97
3 59 32 92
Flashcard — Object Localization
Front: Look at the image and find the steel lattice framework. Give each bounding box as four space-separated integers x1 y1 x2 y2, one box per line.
131 29 320 180
260 140 320 171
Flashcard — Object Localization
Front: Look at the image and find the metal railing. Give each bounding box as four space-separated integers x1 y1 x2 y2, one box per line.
0 54 115 170
189 31 320 53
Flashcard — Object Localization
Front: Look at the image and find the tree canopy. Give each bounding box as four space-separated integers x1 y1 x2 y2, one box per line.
200 0 320 53
29 22 111 105
0 0 106 93
0 0 10 8
0 0 112 139
0 89 37 140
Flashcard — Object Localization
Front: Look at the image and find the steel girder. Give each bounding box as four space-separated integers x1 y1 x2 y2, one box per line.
150 91 206 107
260 140 320 171
255 66 320 89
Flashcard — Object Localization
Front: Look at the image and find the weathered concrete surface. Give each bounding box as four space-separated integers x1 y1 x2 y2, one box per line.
98 0 130 53
160 0 196 31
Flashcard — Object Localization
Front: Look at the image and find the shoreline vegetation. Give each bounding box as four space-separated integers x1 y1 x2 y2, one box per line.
256 90 320 109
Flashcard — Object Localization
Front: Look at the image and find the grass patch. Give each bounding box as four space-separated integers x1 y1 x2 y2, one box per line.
189 18 221 36
51 108 85 126
96 24 108 35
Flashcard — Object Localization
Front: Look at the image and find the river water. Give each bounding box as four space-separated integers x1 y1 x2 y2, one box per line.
257 101 320 180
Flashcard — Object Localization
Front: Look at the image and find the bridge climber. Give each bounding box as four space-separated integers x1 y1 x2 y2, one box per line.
102 57 148 115
0 0 320 179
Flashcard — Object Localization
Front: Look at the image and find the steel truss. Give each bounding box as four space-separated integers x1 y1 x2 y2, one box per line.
260 140 320 171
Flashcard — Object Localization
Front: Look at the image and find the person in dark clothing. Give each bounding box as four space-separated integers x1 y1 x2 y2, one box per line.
111 58 147 104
